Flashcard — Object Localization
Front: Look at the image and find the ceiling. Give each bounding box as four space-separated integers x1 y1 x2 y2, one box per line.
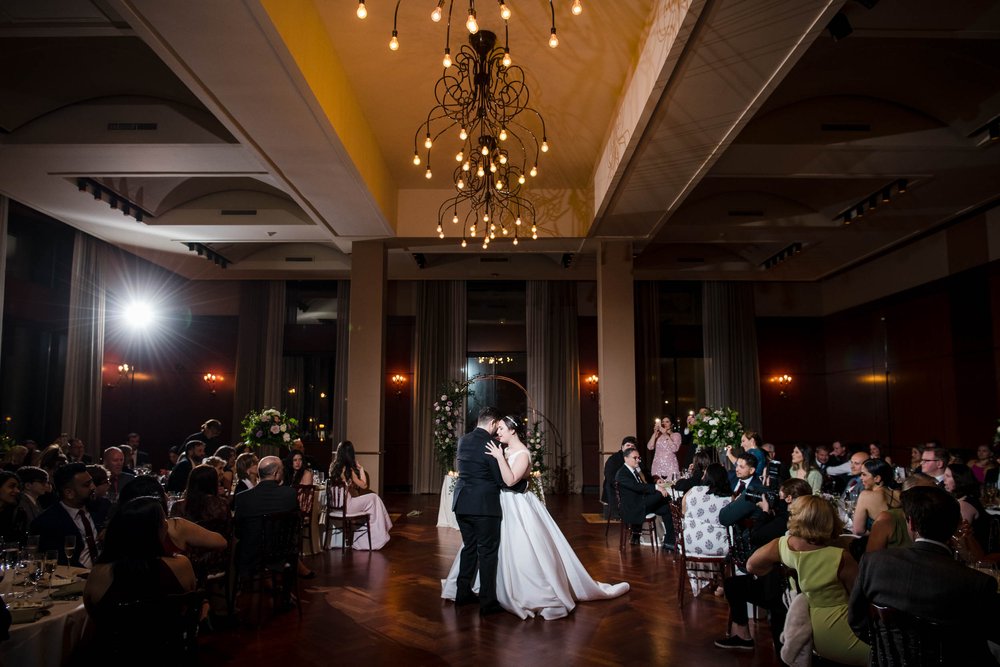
0 0 998 282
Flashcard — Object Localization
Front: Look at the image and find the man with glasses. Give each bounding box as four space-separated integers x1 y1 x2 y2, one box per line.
615 447 674 549
920 447 948 485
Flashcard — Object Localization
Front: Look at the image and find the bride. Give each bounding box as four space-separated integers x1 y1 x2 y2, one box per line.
442 415 629 619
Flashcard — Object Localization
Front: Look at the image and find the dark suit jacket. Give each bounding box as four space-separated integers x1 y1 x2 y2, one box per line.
719 475 765 526
166 458 193 492
614 464 661 525
452 427 504 517
848 540 1000 663
985 467 999 489
30 503 90 567
109 472 135 497
602 451 625 506
233 479 298 574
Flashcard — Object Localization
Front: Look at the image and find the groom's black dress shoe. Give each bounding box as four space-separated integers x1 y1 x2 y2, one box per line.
455 593 480 606
479 604 504 617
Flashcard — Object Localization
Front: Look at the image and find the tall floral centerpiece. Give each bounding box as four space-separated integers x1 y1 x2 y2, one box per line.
433 380 473 476
241 408 300 456
525 421 548 503
691 407 744 457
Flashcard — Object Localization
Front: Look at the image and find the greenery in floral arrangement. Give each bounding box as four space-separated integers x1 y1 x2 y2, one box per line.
0 433 15 459
433 380 473 475
525 421 548 501
240 408 299 450
691 407 744 451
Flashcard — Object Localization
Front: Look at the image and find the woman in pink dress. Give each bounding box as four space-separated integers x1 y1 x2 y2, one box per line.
330 440 393 550
647 416 681 481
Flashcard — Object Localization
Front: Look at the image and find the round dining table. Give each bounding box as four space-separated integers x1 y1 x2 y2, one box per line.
2 598 88 667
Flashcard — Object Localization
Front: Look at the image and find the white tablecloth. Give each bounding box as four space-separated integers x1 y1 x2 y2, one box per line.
437 477 460 530
2 600 88 667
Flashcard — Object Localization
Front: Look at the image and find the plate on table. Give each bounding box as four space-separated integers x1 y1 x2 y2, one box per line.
48 574 76 587
10 604 52 624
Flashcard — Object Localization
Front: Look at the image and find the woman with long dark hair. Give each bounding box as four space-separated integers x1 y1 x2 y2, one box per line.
171 465 231 526
851 459 900 536
330 441 392 550
790 445 823 494
283 450 314 487
118 476 227 556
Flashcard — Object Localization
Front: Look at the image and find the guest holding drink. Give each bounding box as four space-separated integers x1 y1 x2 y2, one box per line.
647 416 681 481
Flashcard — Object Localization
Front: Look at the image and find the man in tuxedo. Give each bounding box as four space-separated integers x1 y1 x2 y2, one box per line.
719 453 766 528
452 406 505 615
233 455 298 576
67 438 92 465
166 440 205 492
30 463 99 567
124 432 150 468
615 446 673 549
102 446 135 499
602 436 636 519
919 446 948 485
848 486 1000 663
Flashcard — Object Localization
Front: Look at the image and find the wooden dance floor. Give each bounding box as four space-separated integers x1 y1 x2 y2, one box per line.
201 493 783 666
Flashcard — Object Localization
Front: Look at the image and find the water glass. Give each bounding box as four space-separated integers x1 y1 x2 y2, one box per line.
43 551 58 587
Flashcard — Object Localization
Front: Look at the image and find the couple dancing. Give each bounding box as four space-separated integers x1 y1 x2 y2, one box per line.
441 407 629 619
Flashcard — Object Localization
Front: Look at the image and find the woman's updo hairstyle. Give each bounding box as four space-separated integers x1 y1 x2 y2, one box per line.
502 415 522 436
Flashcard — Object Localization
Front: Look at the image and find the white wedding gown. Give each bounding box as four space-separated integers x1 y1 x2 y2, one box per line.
441 449 629 620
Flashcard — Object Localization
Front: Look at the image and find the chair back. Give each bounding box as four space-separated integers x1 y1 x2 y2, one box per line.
190 516 233 584
93 589 204 664
868 603 947 667
295 484 315 516
258 510 301 571
668 500 686 556
328 480 350 516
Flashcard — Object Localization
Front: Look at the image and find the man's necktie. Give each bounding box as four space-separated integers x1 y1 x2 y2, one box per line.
734 481 746 499
78 509 99 567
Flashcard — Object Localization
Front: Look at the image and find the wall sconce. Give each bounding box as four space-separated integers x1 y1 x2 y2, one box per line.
107 363 135 389
583 374 599 401
768 374 793 398
287 387 297 395
203 373 223 395
317 423 326 442
390 374 407 397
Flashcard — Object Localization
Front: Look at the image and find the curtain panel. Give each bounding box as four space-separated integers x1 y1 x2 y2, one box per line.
634 281 662 435
526 281 583 493
702 282 761 432
61 232 108 455
331 280 351 447
412 281 467 493
233 281 286 433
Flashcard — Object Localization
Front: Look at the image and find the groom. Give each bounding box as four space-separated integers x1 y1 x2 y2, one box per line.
452 406 506 615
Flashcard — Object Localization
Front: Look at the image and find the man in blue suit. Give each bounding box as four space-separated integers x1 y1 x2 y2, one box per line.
30 463 98 567
452 406 505 615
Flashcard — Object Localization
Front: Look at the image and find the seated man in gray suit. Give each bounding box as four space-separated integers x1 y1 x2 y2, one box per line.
615 446 674 549
848 486 1000 664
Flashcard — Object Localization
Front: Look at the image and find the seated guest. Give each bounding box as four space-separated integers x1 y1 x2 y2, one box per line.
39 444 68 481
1 445 28 472
118 445 136 475
84 497 197 658
85 464 114 533
123 432 150 469
835 451 870 502
852 459 901 536
601 436 635 519
747 495 869 666
613 445 673 549
233 456 298 575
31 463 99 567
15 466 49 526
849 486 1000 664
167 445 181 470
674 449 712 495
330 441 394 551
202 456 228 495
102 446 134 501
715 478 812 654
67 437 92 465
719 453 767 529
868 441 892 467
284 450 314 487
214 446 237 495
866 472 938 552
171 465 231 527
681 463 732 595
789 445 823 494
919 446 948 484
0 471 27 543
943 462 989 550
166 440 205 493
118 476 227 556
234 453 259 496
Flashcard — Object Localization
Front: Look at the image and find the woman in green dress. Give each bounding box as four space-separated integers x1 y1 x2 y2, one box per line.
748 494 869 666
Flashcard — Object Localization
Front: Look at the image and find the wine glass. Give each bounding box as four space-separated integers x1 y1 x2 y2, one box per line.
25 534 39 558
43 551 58 588
63 536 77 576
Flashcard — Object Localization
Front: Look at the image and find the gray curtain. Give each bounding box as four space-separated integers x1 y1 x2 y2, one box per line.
0 197 7 361
233 281 286 431
702 282 761 431
331 280 350 446
635 281 662 433
61 232 107 456
412 281 466 493
526 281 583 493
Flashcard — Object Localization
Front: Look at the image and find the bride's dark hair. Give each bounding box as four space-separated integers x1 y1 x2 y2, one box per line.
502 415 522 436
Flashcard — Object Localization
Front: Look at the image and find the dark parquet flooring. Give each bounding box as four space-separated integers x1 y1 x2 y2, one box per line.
200 493 784 666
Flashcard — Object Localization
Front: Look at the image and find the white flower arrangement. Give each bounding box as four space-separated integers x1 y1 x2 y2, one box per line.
433 380 473 475
691 407 743 450
241 407 299 450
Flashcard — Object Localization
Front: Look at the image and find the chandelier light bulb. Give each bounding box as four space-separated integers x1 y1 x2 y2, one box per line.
481 145 489 156
412 153 421 166
457 179 465 189
541 139 549 152
466 10 479 33
502 49 512 67
499 154 507 164
499 128 508 141
502 227 508 235
461 239 467 248
437 224 443 234
424 135 433 149
443 49 452 67
572 0 583 16
548 29 559 48
455 151 464 162
477 166 485 177
459 127 468 140
425 168 433 179
515 216 522 225
530 165 538 177
531 224 537 233
489 163 497 173
483 213 489 222
513 237 519 245
431 1 444 22
496 181 503 189
356 0 367 19
518 174 526 184
389 32 399 50
490 231 496 239
532 231 538 239
462 161 470 172
453 214 459 224
470 224 476 235
499 3 512 20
